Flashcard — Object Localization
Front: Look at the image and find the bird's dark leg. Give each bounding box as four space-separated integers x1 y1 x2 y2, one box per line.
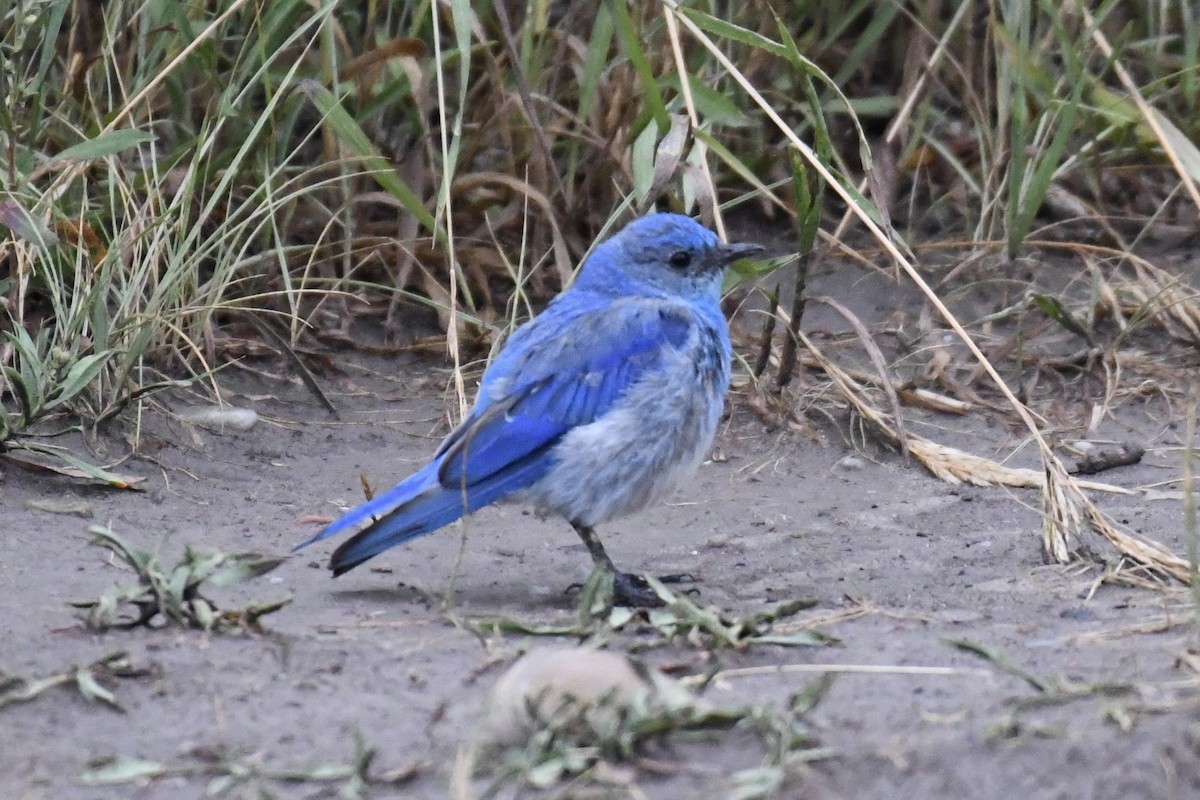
569 521 690 608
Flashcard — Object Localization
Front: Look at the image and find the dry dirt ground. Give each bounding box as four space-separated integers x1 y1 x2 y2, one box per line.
4 258 1200 800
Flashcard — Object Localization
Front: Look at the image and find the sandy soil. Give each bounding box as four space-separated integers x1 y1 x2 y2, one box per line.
4 259 1200 800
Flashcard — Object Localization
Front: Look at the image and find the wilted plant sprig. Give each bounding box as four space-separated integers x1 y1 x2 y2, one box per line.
472 650 833 798
0 650 153 713
79 734 422 797
623 577 835 651
486 681 746 793
69 525 289 634
473 567 835 651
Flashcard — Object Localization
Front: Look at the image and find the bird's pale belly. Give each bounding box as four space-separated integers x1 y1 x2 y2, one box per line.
517 349 726 527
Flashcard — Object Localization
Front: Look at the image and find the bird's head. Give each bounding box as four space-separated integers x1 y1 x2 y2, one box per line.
574 213 763 301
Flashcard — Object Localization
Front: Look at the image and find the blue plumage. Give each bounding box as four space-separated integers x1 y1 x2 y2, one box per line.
296 213 762 605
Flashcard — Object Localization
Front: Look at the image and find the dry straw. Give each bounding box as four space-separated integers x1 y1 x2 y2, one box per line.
795 324 1190 583
664 1 1194 584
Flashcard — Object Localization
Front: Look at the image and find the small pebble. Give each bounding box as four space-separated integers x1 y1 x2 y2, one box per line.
178 405 259 432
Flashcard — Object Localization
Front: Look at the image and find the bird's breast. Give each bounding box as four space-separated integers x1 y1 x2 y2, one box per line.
522 318 730 527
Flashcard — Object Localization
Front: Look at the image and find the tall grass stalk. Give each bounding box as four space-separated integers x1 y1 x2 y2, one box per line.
1185 398 1199 622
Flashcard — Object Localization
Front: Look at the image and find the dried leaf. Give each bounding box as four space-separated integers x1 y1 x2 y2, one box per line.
79 756 165 785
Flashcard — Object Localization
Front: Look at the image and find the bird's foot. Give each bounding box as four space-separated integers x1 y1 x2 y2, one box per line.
611 571 698 608
655 572 697 586
611 571 661 607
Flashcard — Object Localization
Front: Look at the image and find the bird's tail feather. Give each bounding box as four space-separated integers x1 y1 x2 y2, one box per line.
293 462 442 551
328 450 553 576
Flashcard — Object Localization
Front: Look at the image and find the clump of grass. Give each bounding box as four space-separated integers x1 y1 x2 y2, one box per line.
479 666 744 792
69 525 288 633
623 577 834 650
464 645 834 798
1 0 349 472
474 567 834 650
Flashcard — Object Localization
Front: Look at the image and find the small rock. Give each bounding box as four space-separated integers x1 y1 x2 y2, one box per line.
973 577 1024 593
1059 606 1098 621
177 405 258 432
474 646 707 757
476 648 651 750
702 533 735 549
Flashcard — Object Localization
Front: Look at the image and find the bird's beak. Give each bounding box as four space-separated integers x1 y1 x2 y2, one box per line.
717 241 765 265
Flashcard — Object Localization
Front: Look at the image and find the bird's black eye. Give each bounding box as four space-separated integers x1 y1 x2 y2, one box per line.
668 250 692 269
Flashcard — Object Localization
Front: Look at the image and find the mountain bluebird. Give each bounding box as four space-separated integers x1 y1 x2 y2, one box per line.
297 213 762 606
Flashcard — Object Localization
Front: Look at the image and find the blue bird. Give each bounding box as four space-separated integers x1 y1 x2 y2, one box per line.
297 213 762 606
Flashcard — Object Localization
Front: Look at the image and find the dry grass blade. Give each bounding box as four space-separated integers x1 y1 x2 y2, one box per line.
808 295 908 454
450 172 573 284
795 329 1124 493
668 5 1191 581
795 328 1188 579
1187 397 1200 615
907 438 1129 494
238 312 336 415
944 638 1049 692
1065 605 1195 645
662 5 723 234
687 662 992 690
1081 499 1192 583
1114 260 1200 345
337 37 428 82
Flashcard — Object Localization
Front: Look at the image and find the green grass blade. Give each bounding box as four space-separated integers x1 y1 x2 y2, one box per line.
676 7 787 58
51 131 157 164
299 82 436 235
611 0 670 132
578 3 616 123
44 352 112 412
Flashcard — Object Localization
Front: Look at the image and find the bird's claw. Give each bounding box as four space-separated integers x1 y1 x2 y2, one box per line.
566 572 699 607
611 571 663 608
611 571 700 607
654 572 697 585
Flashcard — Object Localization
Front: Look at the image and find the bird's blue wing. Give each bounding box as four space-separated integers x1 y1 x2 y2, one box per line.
436 300 693 488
